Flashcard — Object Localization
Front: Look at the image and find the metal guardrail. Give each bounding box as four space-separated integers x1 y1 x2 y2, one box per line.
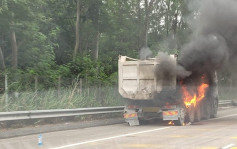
219 100 236 107
0 100 235 122
0 106 124 122
219 100 233 103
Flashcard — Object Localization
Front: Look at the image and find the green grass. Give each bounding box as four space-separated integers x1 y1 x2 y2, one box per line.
0 87 124 112
218 86 237 101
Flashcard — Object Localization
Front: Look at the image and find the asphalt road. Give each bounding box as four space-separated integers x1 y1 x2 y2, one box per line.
1 107 237 149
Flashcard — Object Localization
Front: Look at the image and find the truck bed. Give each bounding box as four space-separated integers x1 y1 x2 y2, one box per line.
118 55 176 100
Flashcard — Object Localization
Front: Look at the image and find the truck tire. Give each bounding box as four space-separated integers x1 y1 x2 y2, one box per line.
195 104 201 122
139 119 148 125
210 97 218 118
201 99 211 120
174 107 185 126
210 71 218 118
188 105 195 123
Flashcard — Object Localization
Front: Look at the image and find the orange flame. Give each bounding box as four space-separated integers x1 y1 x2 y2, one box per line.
182 80 209 108
168 120 174 125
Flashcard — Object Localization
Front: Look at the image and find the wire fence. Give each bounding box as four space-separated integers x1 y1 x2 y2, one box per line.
0 74 123 112
0 73 236 112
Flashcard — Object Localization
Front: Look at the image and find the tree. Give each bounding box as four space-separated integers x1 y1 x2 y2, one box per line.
0 0 195 93
0 0 58 72
144 0 155 48
0 47 5 70
10 28 18 69
73 0 81 61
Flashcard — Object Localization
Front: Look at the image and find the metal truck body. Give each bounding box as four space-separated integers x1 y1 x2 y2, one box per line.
118 55 218 126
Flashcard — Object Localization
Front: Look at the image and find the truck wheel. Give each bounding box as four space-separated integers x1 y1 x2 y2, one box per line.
210 98 218 118
174 107 185 126
201 99 211 120
139 119 148 125
195 104 201 122
188 105 195 123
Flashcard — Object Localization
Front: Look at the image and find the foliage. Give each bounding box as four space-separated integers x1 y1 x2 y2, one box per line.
0 87 123 112
0 0 234 110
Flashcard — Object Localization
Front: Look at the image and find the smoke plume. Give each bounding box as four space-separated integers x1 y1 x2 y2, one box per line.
179 0 237 76
156 52 176 84
155 0 237 105
140 47 152 60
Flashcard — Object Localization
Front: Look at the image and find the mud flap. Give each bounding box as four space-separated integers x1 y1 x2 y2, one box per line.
126 118 140 126
174 107 186 126
124 112 140 126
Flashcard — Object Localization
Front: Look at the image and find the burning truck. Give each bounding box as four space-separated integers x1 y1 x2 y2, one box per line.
118 0 237 126
118 54 218 126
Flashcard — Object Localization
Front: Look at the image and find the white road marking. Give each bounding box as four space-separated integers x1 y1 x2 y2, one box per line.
50 127 170 149
203 113 237 121
218 106 236 109
221 143 235 149
51 113 237 149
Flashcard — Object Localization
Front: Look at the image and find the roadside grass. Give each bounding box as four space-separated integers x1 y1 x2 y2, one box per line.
1 84 235 112
0 87 124 112
218 86 237 101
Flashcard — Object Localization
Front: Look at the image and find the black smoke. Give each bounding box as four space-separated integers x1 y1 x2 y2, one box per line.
155 52 176 87
154 52 184 105
154 0 237 105
179 0 237 77
175 0 237 106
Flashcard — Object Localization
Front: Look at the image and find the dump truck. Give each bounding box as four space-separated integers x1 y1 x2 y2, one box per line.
118 55 218 126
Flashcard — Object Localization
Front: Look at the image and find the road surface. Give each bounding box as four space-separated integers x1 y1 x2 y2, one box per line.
1 107 237 149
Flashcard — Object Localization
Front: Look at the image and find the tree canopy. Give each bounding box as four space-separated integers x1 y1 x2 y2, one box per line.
0 0 231 90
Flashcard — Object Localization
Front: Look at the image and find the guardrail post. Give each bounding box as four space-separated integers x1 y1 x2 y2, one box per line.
5 74 8 111
58 76 61 96
35 76 38 93
79 78 82 94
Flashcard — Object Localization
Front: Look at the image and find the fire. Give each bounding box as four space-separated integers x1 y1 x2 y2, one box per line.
168 120 174 125
181 79 209 108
